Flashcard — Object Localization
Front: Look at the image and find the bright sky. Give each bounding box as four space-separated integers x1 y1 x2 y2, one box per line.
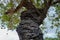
0 28 19 40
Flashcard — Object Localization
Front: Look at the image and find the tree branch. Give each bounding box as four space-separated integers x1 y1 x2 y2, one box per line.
44 0 47 7
52 0 60 5
43 0 53 13
5 0 35 15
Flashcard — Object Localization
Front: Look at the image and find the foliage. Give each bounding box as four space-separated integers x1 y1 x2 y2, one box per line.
45 37 60 40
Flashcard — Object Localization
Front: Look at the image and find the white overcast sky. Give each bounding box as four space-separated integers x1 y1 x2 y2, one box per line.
0 28 19 40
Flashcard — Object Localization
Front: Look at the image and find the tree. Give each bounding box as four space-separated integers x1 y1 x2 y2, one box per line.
0 0 60 40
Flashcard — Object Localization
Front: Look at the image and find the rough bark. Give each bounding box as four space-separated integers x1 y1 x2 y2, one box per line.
16 19 43 40
16 9 44 40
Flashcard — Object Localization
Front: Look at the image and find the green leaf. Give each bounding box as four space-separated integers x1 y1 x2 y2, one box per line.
2 15 10 22
13 17 19 24
0 3 4 8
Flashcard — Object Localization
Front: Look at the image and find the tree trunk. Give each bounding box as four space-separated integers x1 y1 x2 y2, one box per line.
16 9 45 40
5 0 59 40
16 19 43 40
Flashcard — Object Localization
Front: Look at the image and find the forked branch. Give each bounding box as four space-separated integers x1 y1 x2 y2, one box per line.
5 0 34 14
5 0 60 15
